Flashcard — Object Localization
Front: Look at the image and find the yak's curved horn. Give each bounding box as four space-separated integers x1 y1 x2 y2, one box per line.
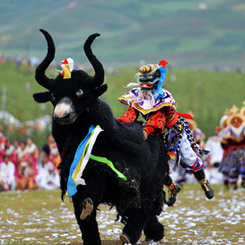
35 29 55 90
84 33 104 87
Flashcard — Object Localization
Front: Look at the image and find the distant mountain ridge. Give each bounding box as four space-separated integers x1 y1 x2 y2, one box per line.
0 0 245 70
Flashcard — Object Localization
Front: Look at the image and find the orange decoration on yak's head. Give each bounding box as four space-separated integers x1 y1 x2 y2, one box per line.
60 58 74 79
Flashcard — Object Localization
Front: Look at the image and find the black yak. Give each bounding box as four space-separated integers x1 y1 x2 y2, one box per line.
33 29 169 245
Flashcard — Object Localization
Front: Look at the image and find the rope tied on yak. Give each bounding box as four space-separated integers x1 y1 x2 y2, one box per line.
67 125 127 198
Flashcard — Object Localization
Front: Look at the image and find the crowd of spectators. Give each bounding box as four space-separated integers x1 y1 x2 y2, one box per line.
0 131 224 193
0 132 61 192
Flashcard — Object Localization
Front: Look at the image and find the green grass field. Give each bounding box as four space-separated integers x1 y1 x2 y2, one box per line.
0 184 244 244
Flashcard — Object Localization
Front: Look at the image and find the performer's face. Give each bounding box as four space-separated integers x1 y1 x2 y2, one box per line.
139 70 160 91
231 117 242 128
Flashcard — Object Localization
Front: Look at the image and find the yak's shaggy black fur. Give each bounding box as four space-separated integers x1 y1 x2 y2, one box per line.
33 29 169 245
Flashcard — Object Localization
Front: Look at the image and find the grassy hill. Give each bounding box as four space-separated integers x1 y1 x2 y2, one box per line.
0 61 244 146
0 0 245 69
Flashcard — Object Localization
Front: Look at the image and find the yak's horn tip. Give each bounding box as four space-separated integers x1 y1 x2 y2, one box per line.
91 33 100 38
39 29 50 35
39 29 46 34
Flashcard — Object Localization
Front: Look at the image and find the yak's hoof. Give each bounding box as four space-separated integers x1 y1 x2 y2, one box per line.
80 197 93 221
120 233 130 244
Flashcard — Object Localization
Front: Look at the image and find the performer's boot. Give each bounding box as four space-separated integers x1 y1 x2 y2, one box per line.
163 174 181 206
166 182 181 206
194 169 214 199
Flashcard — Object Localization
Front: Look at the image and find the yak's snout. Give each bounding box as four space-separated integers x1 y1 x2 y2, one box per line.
53 97 78 125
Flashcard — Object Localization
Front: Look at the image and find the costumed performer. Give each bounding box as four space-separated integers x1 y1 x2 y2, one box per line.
218 104 245 189
118 60 214 206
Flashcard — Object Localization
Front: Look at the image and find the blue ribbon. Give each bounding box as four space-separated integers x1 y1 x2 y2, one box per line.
155 65 167 99
67 125 95 198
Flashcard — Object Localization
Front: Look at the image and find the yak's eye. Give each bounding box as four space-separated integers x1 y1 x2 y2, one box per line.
76 89 84 98
50 93 55 101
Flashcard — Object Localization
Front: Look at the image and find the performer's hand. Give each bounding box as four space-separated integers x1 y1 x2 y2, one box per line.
143 129 148 140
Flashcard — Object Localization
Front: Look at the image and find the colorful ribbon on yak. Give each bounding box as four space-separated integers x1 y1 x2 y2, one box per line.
67 125 127 198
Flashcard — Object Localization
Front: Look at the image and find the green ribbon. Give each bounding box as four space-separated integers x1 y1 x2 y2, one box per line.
90 154 127 181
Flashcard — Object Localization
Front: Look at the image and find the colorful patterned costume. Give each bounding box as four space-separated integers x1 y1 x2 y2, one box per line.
118 61 213 205
169 117 208 186
118 87 178 134
218 105 245 189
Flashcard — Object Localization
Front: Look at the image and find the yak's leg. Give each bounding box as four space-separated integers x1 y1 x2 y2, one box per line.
120 209 148 244
72 175 107 245
144 215 164 242
80 173 107 217
72 189 101 245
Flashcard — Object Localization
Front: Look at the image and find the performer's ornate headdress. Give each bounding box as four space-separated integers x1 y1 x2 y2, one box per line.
226 105 245 136
136 60 168 98
226 105 244 127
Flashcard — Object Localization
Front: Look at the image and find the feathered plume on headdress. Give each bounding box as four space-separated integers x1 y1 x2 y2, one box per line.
155 60 168 98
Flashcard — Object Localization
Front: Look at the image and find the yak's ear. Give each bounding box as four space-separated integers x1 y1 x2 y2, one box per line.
33 92 50 103
94 84 108 98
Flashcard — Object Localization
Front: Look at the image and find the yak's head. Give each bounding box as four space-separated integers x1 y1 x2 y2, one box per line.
33 29 107 125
